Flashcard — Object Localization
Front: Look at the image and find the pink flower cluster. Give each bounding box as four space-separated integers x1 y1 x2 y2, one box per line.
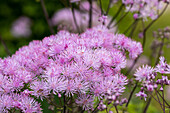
122 0 169 20
0 26 142 112
134 56 170 100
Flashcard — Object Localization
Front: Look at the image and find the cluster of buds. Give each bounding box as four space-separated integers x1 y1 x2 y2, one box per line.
98 90 128 111
153 26 170 39
151 27 170 58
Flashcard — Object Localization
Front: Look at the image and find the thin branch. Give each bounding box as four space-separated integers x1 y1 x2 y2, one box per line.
0 35 11 56
40 0 55 34
71 5 81 33
115 105 119 113
156 90 170 108
110 5 132 29
125 56 140 75
155 38 164 65
88 0 93 28
162 87 165 113
99 0 103 15
148 91 169 110
143 97 152 113
126 82 138 107
155 90 164 111
92 101 100 113
123 19 138 34
107 4 124 29
63 94 66 113
122 82 138 113
128 20 139 38
105 0 112 15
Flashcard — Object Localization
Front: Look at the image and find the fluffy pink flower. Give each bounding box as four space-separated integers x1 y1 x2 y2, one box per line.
155 56 170 74
76 94 94 110
134 65 154 81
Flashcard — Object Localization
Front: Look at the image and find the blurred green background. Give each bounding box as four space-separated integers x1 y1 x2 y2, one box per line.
0 0 170 113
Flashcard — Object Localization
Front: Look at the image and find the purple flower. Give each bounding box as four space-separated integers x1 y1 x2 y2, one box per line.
75 94 94 110
155 56 170 74
11 16 32 38
136 91 147 101
134 65 154 81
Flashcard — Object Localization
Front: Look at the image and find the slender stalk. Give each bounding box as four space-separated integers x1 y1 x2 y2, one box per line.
155 38 164 65
148 91 165 111
115 106 119 113
126 82 138 107
110 5 132 28
63 94 66 113
162 86 165 113
123 20 137 34
143 97 152 113
71 5 81 33
58 0 68 7
81 109 85 113
107 4 124 29
0 35 11 56
92 101 100 113
128 20 139 38
122 82 138 113
88 0 93 28
155 90 164 111
105 0 112 15
125 56 140 75
156 89 170 108
40 0 55 34
99 0 103 15
105 107 109 113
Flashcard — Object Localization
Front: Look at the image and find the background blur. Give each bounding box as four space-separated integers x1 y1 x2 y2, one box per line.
0 0 170 113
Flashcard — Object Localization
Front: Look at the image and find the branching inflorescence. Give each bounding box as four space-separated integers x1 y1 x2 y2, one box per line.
1 0 170 113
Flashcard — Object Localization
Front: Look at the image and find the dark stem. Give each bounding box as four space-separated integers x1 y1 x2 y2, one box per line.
126 82 138 107
58 0 68 7
126 56 140 75
88 0 93 28
123 19 138 34
92 101 100 113
81 109 85 113
40 0 55 34
0 35 11 56
63 94 66 113
107 4 124 29
155 38 164 65
128 20 139 38
122 82 138 113
115 105 119 113
155 90 164 111
105 0 112 15
110 5 132 28
148 91 168 111
156 89 170 107
162 86 165 113
71 5 81 33
143 97 152 113
99 0 103 14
